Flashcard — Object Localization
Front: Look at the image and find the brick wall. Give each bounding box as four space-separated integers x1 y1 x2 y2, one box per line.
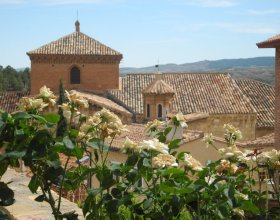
30 62 119 94
275 48 280 149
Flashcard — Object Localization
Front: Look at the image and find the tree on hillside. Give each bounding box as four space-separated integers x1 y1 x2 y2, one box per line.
0 65 30 91
56 79 67 137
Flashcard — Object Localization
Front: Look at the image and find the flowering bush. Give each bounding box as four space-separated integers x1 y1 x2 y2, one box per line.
0 86 279 219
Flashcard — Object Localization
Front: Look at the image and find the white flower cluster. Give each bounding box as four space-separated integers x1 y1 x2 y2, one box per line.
152 154 178 168
224 123 242 142
144 112 187 137
60 90 89 124
169 112 188 128
38 86 56 106
218 145 245 161
18 86 57 113
258 149 280 170
95 108 127 138
144 119 164 136
203 133 214 148
183 153 203 171
215 159 238 175
65 90 89 109
122 138 169 155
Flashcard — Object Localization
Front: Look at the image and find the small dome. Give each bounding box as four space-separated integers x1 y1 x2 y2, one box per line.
143 79 175 95
75 20 80 32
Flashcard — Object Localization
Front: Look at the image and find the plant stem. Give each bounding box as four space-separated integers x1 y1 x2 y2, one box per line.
57 155 70 213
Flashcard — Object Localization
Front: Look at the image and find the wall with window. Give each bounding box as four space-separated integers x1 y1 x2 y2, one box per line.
142 94 174 122
30 61 120 94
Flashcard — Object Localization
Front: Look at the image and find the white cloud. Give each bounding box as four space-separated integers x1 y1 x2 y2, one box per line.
248 9 279 16
189 0 236 8
0 0 24 4
194 22 278 34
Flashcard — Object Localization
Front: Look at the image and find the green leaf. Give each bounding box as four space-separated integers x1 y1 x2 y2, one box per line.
28 175 40 193
12 112 31 120
143 158 150 167
34 195 45 202
62 211 78 220
126 154 138 166
47 160 61 168
0 160 8 176
87 188 102 197
240 201 260 214
14 129 25 136
111 188 122 199
163 167 184 176
164 127 172 135
143 198 153 210
107 199 119 214
63 136 75 150
43 113 60 124
0 182 15 206
169 139 181 149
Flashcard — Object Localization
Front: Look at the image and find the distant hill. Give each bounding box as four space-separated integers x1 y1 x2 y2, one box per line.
121 57 275 85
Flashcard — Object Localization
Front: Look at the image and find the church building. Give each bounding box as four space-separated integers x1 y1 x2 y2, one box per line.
27 21 122 94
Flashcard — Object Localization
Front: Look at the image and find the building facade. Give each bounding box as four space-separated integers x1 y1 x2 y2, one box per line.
27 21 122 95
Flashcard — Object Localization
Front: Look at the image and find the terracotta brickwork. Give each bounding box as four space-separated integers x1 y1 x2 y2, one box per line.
143 94 174 121
275 48 280 148
30 61 119 94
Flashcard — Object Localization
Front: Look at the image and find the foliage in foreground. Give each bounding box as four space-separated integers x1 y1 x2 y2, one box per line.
0 86 279 219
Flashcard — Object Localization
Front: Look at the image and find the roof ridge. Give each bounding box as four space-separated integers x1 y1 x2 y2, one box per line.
27 31 122 56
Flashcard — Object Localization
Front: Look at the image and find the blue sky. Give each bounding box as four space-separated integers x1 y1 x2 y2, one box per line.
0 0 280 68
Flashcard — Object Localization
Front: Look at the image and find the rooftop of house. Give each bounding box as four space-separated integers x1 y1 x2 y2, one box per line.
109 73 256 116
235 79 274 128
0 91 30 113
27 21 122 57
257 33 280 48
143 77 175 95
239 133 274 148
72 90 132 117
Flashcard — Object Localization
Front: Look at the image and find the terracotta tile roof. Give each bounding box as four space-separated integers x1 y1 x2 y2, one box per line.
73 90 132 117
235 79 274 128
109 73 255 115
27 31 122 57
0 91 30 113
143 79 175 95
257 34 280 48
239 133 274 148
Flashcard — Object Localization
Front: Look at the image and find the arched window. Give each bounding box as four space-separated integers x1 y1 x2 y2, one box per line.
147 104 150 118
70 66 80 84
157 104 163 118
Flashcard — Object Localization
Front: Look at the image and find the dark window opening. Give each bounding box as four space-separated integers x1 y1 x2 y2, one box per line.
147 104 150 118
70 67 80 84
157 104 162 118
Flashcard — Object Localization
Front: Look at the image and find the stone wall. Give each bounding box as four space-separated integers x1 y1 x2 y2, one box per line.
255 127 274 138
30 62 119 94
187 113 257 141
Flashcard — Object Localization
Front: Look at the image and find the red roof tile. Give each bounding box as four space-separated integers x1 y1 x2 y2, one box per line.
257 34 280 48
27 31 122 57
235 79 274 128
109 73 256 115
0 91 30 113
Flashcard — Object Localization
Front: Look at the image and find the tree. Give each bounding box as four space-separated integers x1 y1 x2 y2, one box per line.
56 79 67 137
